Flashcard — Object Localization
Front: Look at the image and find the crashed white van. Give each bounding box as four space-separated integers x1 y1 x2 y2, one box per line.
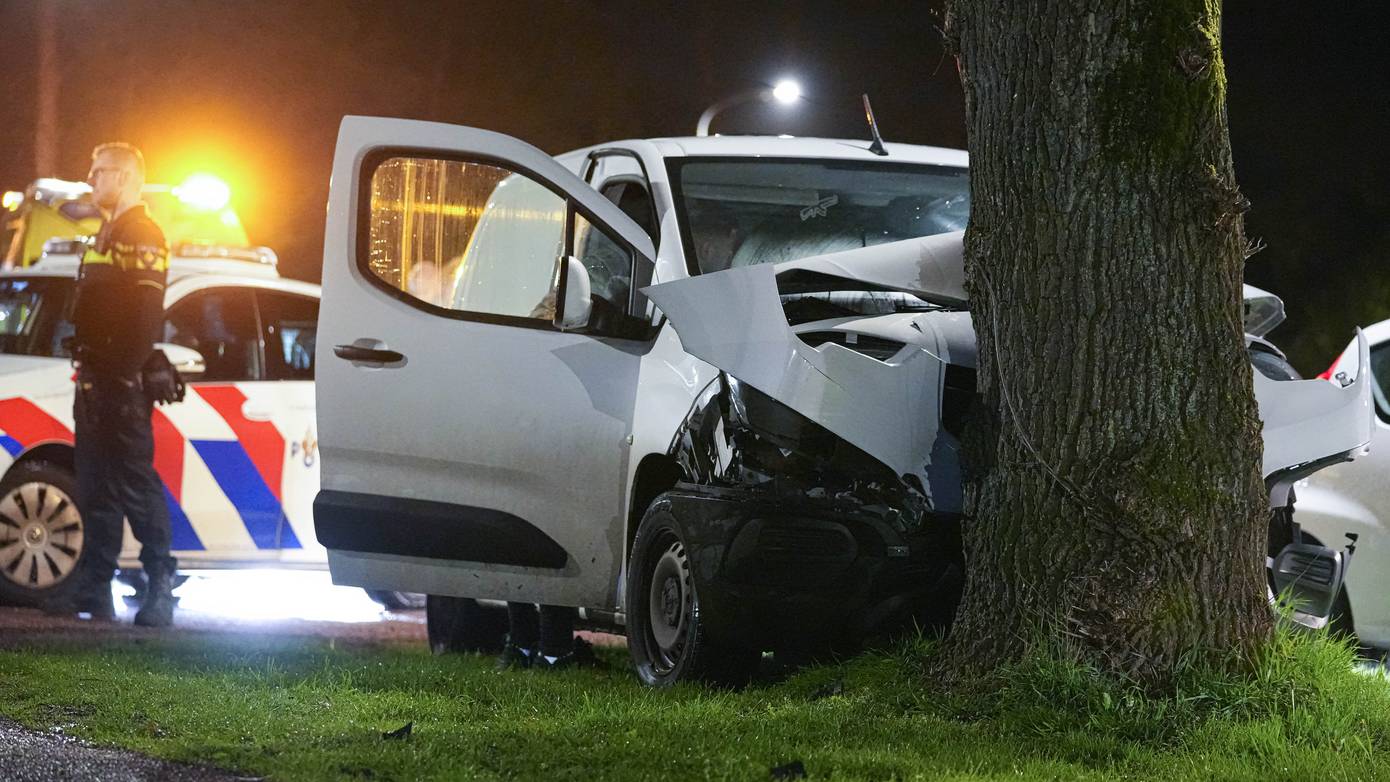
315 117 1372 684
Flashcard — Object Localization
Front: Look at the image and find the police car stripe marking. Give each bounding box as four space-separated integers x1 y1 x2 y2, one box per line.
193 386 286 503
190 440 294 550
0 398 74 447
1 393 305 553
151 409 185 502
163 486 204 551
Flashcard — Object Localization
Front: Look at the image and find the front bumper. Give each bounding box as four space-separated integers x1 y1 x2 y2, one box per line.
659 485 961 649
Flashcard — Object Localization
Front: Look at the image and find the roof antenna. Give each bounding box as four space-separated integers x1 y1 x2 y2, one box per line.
861 94 889 156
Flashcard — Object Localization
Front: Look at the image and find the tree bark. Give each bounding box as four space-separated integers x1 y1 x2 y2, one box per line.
945 1 1271 682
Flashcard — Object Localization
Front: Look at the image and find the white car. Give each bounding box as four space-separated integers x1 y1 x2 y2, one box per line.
1287 322 1390 652
0 245 424 608
314 118 1373 684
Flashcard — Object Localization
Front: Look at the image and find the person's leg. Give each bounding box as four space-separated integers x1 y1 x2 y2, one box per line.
49 379 120 618
497 602 540 669
106 383 176 627
538 605 577 660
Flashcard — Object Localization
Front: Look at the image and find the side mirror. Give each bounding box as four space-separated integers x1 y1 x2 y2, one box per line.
1270 542 1345 628
155 342 206 378
552 255 592 332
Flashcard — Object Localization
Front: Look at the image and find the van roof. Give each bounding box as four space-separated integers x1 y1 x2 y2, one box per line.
563 135 968 168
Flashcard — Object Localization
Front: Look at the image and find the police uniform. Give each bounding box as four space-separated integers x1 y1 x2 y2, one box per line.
65 202 175 624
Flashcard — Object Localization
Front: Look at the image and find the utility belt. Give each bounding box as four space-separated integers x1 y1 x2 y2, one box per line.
72 344 186 406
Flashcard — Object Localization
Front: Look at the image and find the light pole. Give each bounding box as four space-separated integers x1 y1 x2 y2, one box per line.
695 79 802 137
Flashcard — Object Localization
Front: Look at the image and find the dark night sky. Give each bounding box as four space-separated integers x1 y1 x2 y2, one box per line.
0 1 1385 372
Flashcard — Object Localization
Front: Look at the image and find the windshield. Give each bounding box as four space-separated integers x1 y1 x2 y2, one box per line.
669 157 969 275
0 276 76 358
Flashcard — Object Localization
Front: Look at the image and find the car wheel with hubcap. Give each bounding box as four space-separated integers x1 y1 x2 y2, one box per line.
626 496 760 687
0 461 84 607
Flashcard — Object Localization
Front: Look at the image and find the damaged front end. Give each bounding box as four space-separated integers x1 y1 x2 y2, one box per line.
648 233 979 646
662 372 964 649
645 232 1374 640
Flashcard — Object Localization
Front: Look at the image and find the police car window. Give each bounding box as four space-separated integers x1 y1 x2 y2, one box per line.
163 288 260 382
0 277 76 358
257 291 317 381
364 156 564 322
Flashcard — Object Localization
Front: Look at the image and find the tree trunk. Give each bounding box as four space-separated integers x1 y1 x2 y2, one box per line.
945 1 1272 682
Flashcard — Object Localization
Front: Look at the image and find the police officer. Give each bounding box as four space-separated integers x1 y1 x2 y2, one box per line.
46 142 178 626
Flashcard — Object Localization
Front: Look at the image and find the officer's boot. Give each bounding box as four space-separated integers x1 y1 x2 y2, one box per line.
43 568 116 621
134 560 176 628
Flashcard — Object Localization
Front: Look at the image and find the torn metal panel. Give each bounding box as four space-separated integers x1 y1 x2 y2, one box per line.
648 233 1372 520
667 375 931 529
646 262 954 505
774 230 967 306
1256 329 1372 480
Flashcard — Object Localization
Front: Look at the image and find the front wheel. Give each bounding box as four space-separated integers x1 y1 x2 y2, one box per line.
625 495 760 687
0 461 85 607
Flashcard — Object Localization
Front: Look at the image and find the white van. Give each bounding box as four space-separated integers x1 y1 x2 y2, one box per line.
314 117 1372 684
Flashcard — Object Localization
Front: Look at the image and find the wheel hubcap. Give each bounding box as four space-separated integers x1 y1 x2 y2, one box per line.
0 482 83 590
647 538 692 668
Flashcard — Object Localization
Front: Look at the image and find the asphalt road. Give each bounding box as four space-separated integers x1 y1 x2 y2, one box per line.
0 718 253 782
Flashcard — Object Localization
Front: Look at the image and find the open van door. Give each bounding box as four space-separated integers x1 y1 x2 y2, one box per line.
314 117 656 609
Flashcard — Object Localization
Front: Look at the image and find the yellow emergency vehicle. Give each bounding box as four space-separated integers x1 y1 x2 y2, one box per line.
2 175 249 268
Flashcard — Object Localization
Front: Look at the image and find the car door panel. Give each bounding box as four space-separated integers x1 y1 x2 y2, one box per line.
316 117 656 608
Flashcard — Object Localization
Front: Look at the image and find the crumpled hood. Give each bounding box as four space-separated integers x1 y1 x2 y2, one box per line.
775 230 967 306
647 232 1373 501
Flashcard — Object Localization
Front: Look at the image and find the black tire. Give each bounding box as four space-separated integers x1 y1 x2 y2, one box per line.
625 495 761 687
1328 589 1359 645
426 595 508 655
0 461 85 607
365 589 428 611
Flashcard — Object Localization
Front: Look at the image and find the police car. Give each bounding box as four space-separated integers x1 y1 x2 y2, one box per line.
0 242 417 609
313 118 1373 684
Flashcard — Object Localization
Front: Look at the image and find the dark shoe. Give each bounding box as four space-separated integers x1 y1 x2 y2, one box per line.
494 643 534 671
43 585 116 621
538 637 604 671
134 564 176 628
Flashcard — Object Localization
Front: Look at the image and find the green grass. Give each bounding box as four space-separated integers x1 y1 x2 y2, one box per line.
1 629 1389 780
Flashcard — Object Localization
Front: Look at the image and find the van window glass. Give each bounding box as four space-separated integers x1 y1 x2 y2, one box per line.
601 181 657 243
573 213 633 316
364 157 565 321
163 288 260 381
669 158 969 274
257 291 317 381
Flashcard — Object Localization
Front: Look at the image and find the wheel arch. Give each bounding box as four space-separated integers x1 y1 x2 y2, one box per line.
626 453 682 562
3 441 75 482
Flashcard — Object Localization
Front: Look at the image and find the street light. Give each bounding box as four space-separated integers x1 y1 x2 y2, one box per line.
696 79 803 137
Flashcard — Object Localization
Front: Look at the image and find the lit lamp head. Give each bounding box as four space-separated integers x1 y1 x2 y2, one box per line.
174 173 232 212
771 79 802 105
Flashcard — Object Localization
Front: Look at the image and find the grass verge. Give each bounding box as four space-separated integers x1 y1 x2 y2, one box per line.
1 628 1388 780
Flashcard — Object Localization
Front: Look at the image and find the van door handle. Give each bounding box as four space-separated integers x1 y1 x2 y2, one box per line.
333 344 405 364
